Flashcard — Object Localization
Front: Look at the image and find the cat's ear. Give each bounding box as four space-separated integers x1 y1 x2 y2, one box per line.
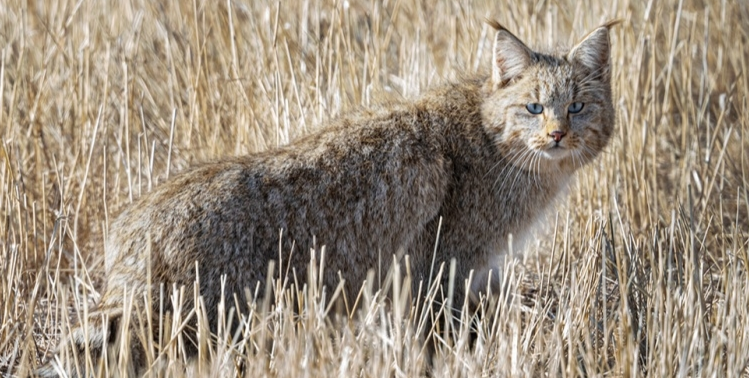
567 21 619 78
488 20 533 87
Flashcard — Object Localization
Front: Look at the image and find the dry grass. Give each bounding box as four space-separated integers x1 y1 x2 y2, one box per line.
1 0 748 376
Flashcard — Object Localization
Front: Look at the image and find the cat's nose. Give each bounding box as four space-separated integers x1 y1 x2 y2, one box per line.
549 130 567 142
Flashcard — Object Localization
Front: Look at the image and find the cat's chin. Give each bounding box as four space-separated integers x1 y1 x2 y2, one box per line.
539 147 571 160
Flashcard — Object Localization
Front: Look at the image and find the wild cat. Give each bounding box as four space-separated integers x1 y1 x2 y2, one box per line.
39 20 616 376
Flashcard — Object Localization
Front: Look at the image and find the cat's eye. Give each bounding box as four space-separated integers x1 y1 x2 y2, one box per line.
568 102 584 114
526 103 544 114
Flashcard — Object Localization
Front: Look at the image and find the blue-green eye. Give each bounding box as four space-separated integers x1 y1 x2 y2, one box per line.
526 103 544 114
568 102 584 113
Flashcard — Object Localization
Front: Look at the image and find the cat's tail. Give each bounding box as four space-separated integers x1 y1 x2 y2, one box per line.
36 306 126 378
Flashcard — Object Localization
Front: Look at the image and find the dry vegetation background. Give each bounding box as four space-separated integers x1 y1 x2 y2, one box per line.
0 0 748 376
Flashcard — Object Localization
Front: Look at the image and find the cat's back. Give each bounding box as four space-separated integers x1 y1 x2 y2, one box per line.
103 101 456 295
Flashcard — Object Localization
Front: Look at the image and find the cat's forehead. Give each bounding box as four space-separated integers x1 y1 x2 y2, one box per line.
529 57 577 96
533 53 575 75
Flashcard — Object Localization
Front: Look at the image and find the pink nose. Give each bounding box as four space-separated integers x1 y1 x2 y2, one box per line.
549 130 566 142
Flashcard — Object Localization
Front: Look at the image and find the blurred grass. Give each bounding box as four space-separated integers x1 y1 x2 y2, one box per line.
1 0 748 376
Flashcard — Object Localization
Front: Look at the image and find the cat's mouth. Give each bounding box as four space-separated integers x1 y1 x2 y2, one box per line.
541 143 570 160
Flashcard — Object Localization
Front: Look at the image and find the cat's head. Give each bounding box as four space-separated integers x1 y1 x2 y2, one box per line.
482 21 617 174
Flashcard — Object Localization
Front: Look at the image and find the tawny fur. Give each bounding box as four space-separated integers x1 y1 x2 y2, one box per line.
39 21 617 377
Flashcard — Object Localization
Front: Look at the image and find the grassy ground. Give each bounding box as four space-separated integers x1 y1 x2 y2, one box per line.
1 0 748 376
